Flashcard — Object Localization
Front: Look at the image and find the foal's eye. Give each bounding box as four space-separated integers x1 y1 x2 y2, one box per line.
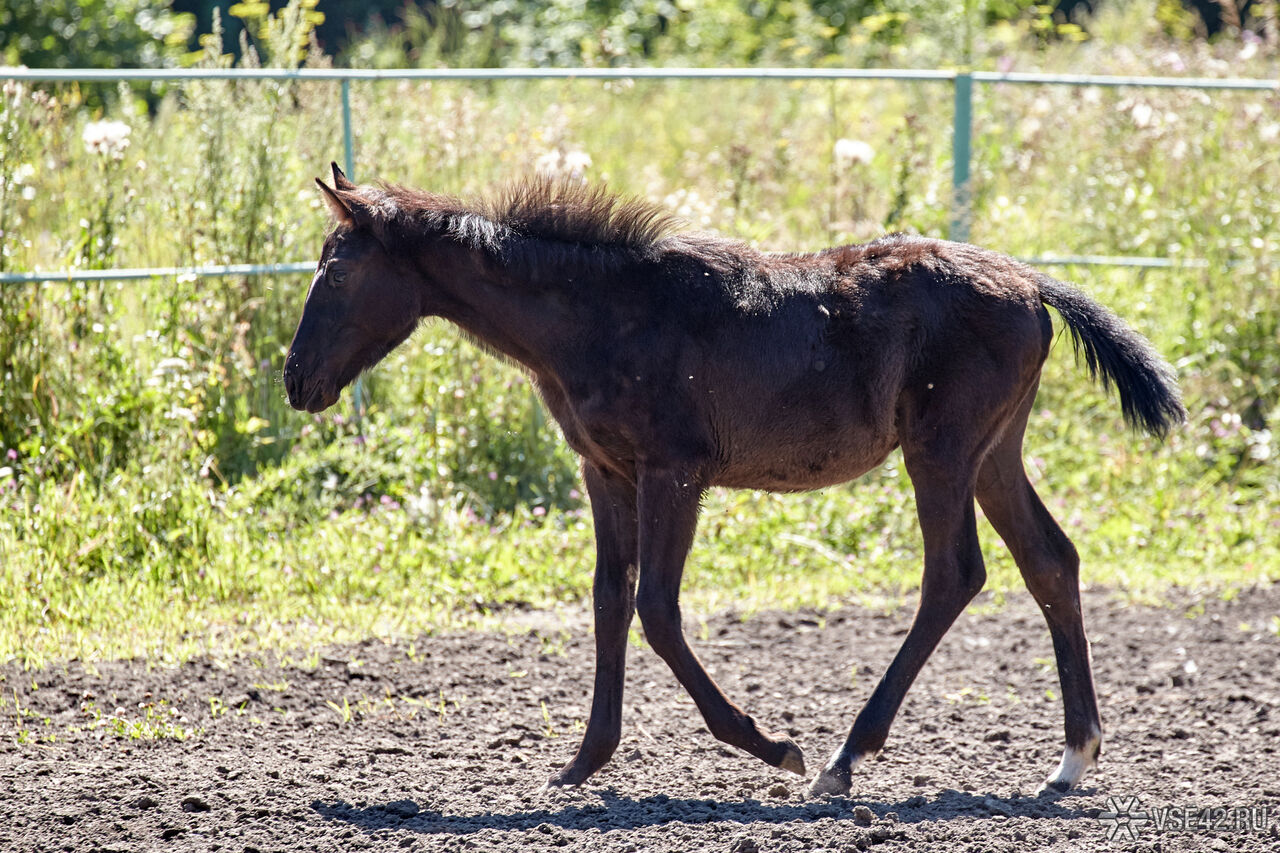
330 267 348 286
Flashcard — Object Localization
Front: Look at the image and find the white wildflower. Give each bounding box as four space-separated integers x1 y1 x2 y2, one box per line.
1129 102 1153 129
153 357 190 376
834 138 874 167
534 150 562 176
1248 429 1272 461
82 120 132 159
535 148 592 180
561 149 592 180
404 482 437 523
2 77 24 103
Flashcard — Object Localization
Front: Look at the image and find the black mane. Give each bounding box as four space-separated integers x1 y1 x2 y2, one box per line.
361 177 683 258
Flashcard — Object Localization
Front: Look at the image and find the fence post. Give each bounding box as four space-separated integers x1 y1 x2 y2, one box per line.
950 72 973 243
341 78 355 182
340 78 367 417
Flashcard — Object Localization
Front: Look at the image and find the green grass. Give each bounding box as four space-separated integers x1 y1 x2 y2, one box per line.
2 389 1275 666
2 10 1278 666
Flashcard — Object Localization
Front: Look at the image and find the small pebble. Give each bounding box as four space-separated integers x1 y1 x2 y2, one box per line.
384 800 419 819
180 796 211 813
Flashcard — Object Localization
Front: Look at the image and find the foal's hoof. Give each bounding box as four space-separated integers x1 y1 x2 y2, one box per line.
808 766 851 797
544 766 587 789
1036 734 1102 795
808 750 864 797
776 739 807 777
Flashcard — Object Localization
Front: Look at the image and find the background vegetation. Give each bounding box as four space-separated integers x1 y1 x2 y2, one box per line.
8 0 1273 71
1 1 1277 664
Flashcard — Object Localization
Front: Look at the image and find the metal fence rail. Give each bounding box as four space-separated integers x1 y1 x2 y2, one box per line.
1 65 1276 286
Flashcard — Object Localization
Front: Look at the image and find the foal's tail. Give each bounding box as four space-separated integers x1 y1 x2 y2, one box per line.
1037 276 1186 438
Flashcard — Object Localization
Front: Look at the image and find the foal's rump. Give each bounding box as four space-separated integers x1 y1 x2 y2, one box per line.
702 237 1183 489
817 237 1183 437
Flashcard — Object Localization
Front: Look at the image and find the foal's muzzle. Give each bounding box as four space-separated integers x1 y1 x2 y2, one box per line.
282 357 336 413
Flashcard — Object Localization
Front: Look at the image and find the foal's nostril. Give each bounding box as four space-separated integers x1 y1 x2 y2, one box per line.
282 362 301 403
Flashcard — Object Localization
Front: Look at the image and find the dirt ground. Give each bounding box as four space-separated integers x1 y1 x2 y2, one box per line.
2 585 1278 853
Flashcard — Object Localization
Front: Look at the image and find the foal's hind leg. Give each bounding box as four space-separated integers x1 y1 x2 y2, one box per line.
975 409 1103 793
810 449 987 796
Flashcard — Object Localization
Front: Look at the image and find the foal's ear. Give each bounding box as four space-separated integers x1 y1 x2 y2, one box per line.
316 178 355 227
330 161 356 190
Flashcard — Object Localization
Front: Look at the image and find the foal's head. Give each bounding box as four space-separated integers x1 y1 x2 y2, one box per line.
283 164 422 413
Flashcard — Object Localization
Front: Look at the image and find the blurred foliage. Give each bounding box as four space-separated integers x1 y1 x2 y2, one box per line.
342 0 1080 68
167 1 1280 67
0 0 194 69
0 0 195 106
3 0 1270 78
174 0 397 57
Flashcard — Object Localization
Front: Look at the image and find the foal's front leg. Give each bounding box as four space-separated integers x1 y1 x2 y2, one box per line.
633 466 806 776
548 466 638 786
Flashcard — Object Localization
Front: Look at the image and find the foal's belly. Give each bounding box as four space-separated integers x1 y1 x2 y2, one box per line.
710 419 899 492
701 336 902 492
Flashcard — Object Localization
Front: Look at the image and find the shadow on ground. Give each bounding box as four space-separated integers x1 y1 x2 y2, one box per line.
313 788 1092 836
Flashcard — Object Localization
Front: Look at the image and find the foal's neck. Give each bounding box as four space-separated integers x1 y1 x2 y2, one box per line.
415 234 593 379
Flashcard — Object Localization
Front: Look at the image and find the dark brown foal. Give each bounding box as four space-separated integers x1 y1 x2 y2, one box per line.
284 166 1183 795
